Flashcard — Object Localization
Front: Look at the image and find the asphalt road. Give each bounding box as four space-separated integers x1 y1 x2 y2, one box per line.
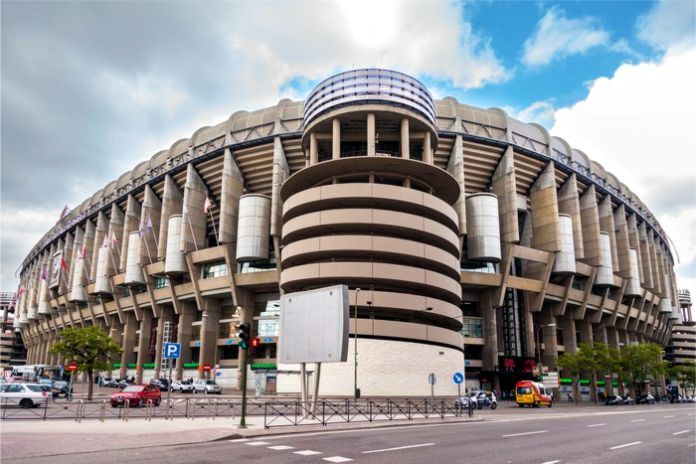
7 404 695 464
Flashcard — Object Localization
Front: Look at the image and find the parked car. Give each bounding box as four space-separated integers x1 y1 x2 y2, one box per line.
150 378 170 392
454 395 474 410
0 383 50 408
169 380 195 393
636 393 656 405
193 379 222 394
605 395 624 405
515 381 553 408
470 391 498 410
110 384 161 407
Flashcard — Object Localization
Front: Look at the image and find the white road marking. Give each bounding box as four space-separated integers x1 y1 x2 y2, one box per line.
587 423 606 428
672 430 691 435
541 460 561 464
245 441 271 446
630 419 646 422
268 445 295 450
664 415 675 418
363 443 435 454
610 441 642 450
294 450 323 456
502 430 548 438
322 457 353 463
229 438 250 442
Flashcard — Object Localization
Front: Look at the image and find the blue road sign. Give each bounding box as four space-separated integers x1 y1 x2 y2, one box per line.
453 372 464 384
163 342 181 359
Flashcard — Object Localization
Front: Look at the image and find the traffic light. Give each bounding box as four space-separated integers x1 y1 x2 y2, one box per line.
238 323 251 349
250 337 261 349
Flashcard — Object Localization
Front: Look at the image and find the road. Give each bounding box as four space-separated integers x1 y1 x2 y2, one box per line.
6 403 694 464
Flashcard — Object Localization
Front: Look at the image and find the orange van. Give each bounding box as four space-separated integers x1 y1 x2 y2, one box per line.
515 380 553 407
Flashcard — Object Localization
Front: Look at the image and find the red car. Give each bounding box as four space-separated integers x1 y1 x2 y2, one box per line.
110 384 161 407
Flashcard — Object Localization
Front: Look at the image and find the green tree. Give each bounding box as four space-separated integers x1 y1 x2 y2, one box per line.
558 342 612 403
557 350 582 403
49 326 122 400
617 343 666 397
668 362 696 396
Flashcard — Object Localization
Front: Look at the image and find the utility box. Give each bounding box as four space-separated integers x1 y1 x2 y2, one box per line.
278 284 349 364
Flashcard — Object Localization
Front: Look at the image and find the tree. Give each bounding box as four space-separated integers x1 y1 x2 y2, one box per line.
558 342 612 403
617 343 666 397
49 326 122 400
668 362 696 396
557 350 582 403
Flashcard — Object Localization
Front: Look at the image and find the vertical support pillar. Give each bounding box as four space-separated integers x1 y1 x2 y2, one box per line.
175 303 195 380
108 316 123 378
400 118 410 158
309 132 318 165
423 131 432 164
332 119 341 160
198 304 221 379
119 313 138 380
480 290 499 390
135 309 153 384
366 113 376 157
541 312 558 370
559 313 577 354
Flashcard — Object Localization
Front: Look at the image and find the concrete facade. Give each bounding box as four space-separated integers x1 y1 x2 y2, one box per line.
15 68 680 396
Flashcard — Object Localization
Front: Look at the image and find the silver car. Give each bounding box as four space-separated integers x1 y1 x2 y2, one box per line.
193 379 222 394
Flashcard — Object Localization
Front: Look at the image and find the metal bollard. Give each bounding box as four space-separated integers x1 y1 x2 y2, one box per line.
75 400 84 423
123 400 130 422
99 400 106 422
145 400 154 421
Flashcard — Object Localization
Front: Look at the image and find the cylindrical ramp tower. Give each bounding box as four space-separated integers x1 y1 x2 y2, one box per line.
236 194 271 262
465 193 501 263
553 214 576 275
124 232 145 285
165 215 186 274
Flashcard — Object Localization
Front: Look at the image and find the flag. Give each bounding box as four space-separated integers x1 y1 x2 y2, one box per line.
41 267 48 280
204 196 212 214
102 233 109 248
59 205 69 220
146 215 153 234
138 222 143 238
110 231 117 245
81 244 87 259
17 287 24 299
60 258 67 271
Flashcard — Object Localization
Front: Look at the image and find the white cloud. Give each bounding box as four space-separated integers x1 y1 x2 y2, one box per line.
523 6 610 66
225 1 509 90
637 0 696 54
551 49 696 296
510 100 557 128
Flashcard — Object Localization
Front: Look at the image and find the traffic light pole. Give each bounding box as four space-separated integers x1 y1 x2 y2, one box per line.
239 344 248 428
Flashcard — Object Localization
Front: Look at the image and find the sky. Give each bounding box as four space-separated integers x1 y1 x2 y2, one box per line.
1 0 695 307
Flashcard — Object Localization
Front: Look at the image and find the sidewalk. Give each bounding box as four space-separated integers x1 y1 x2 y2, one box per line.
0 414 483 460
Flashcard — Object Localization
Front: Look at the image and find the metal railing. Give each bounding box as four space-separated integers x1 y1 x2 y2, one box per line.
263 398 468 428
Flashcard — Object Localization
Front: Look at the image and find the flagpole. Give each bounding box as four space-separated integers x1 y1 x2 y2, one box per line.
143 233 154 264
184 206 199 252
147 215 159 250
208 209 219 247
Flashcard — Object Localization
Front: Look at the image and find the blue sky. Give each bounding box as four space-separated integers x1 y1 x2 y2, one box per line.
1 0 695 295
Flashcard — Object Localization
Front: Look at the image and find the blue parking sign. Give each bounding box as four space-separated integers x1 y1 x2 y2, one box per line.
163 342 181 359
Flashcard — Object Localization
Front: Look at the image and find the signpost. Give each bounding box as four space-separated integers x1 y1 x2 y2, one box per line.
67 361 78 401
202 362 211 372
428 372 437 398
453 371 464 397
161 322 178 410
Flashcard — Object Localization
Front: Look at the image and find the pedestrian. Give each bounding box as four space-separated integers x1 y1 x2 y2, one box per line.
568 392 573 404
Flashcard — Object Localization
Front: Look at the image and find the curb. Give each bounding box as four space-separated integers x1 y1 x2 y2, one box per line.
214 416 486 441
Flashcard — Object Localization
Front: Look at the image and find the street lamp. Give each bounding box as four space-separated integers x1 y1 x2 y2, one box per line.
426 306 467 393
536 323 556 379
354 288 361 399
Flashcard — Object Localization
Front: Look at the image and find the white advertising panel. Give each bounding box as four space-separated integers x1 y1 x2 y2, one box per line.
279 285 349 364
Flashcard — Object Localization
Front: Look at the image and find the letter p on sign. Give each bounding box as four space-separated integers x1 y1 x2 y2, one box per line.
163 342 181 359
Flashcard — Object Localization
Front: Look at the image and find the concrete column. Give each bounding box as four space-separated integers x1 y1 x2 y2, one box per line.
559 313 577 354
577 318 593 345
480 290 498 375
135 309 153 384
579 186 602 266
140 185 161 265
593 324 608 345
540 312 558 370
309 132 318 165
154 306 174 379
558 174 584 259
524 310 536 358
175 303 195 380
332 119 341 160
107 204 125 272
599 196 619 272
119 312 138 380
447 134 467 240
180 164 208 252
366 113 376 157
400 118 410 158
198 304 221 379
423 131 432 164
157 175 183 260
120 195 142 272
491 147 520 243
531 162 561 252
219 150 244 245
108 316 123 378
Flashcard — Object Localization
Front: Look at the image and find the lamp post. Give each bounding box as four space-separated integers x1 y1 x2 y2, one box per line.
354 288 361 399
425 306 467 393
536 323 556 379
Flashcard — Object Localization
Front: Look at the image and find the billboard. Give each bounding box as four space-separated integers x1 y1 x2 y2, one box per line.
278 285 349 364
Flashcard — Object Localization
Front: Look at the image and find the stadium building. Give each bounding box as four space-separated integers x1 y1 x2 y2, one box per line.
14 69 682 396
